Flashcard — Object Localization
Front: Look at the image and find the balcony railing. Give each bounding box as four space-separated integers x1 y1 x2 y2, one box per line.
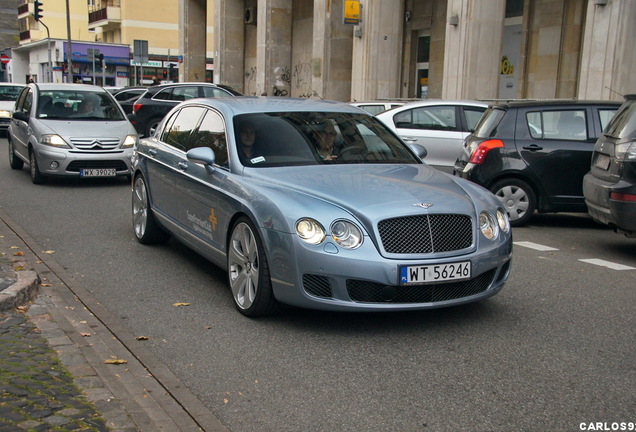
88 0 121 24
20 30 31 41
18 3 29 15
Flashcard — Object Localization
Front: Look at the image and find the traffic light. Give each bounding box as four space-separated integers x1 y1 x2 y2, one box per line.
162 69 167 79
33 0 43 22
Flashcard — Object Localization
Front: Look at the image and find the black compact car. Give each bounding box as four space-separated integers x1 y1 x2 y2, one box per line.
128 82 242 136
453 99 620 226
583 95 636 237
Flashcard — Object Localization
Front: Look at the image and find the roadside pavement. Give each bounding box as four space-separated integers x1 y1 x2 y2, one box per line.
0 208 228 432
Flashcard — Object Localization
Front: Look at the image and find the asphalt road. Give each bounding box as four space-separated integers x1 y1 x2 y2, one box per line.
1 136 635 432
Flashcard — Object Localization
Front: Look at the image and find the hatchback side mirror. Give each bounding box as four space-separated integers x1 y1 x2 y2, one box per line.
12 111 29 122
408 143 428 159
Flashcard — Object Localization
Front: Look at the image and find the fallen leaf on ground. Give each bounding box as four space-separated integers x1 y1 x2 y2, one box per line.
13 251 24 256
40 283 52 287
104 359 128 365
42 250 55 254
80 333 91 337
10 246 18 249
173 302 190 307
135 336 149 341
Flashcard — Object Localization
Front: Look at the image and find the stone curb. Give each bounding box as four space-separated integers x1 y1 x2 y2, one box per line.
0 270 39 311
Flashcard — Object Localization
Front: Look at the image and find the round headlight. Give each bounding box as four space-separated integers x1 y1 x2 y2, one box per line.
496 209 510 233
480 211 499 240
296 218 326 245
330 219 363 249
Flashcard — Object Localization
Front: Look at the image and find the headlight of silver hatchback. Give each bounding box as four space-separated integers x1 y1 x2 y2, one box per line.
330 219 363 249
40 134 70 148
296 218 326 245
480 211 499 240
121 135 138 149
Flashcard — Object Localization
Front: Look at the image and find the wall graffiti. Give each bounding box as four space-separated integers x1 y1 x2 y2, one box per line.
244 66 258 96
292 61 313 98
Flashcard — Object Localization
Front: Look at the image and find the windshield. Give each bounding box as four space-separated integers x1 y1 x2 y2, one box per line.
37 90 126 120
0 85 23 102
233 112 421 167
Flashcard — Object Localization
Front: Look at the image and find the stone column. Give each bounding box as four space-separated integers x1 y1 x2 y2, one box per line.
256 0 292 96
180 0 207 82
442 0 505 99
213 0 245 90
350 1 403 101
312 0 353 101
578 0 636 101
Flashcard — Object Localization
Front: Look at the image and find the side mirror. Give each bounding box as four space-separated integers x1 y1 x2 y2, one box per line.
187 147 216 174
408 143 427 159
12 111 29 122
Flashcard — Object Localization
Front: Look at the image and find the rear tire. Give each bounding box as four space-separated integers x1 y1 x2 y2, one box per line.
29 150 46 184
228 217 278 317
8 140 24 170
132 174 170 244
490 178 536 227
145 118 161 138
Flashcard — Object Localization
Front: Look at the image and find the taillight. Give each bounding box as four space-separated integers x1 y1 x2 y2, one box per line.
468 139 504 164
610 192 636 202
133 103 142 113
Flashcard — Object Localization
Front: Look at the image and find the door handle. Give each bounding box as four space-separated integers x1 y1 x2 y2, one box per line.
522 144 543 151
178 161 188 170
148 148 157 156
402 137 417 143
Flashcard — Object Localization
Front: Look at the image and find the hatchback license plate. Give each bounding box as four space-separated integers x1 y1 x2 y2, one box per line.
595 154 611 170
80 168 116 177
400 261 471 285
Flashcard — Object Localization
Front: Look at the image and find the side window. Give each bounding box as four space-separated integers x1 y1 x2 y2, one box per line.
16 88 33 114
202 87 232 98
154 88 173 101
394 106 457 131
171 86 199 102
192 110 228 167
464 108 486 131
598 108 618 132
162 106 206 152
526 110 587 140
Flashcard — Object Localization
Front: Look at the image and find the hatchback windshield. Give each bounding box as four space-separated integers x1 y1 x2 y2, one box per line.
37 91 125 120
233 112 420 167
472 107 506 139
603 99 636 141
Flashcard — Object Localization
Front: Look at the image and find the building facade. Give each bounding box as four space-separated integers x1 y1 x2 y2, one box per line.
206 0 635 102
6 0 636 103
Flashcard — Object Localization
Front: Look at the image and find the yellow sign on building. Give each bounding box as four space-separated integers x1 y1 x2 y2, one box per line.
344 0 361 25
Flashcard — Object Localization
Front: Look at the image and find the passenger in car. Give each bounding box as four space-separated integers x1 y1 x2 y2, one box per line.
236 120 264 164
314 120 339 160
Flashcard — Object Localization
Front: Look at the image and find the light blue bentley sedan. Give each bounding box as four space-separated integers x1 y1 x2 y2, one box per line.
131 97 512 317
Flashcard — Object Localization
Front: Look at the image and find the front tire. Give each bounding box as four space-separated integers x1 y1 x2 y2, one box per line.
145 118 161 138
132 174 170 244
228 217 277 317
8 140 24 170
491 178 536 227
29 150 46 184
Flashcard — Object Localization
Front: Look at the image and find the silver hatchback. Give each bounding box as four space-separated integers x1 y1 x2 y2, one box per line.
7 83 138 184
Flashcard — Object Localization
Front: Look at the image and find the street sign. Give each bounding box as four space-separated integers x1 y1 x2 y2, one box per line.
133 40 149 64
0 54 10 65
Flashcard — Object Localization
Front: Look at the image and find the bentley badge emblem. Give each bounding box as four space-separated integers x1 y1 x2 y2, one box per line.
413 202 434 209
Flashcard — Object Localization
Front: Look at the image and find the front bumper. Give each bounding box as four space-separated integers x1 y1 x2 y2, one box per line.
265 229 513 312
33 146 133 177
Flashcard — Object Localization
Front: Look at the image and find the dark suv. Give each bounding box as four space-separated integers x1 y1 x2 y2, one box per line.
128 82 241 136
453 100 620 226
583 95 636 237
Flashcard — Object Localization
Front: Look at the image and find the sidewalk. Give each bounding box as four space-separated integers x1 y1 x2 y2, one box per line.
0 209 227 432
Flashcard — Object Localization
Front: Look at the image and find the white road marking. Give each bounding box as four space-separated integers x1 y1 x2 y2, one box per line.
513 241 559 251
578 259 636 271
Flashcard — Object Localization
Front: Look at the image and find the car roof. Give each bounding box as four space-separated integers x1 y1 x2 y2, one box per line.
486 99 622 109
174 96 367 117
31 83 108 93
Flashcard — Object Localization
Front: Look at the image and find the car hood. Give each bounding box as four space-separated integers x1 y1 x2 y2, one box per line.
246 164 479 223
34 118 136 137
0 101 16 111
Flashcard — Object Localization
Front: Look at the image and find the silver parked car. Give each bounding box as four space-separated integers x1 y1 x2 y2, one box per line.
376 100 488 172
132 97 512 317
0 83 25 134
7 83 138 184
